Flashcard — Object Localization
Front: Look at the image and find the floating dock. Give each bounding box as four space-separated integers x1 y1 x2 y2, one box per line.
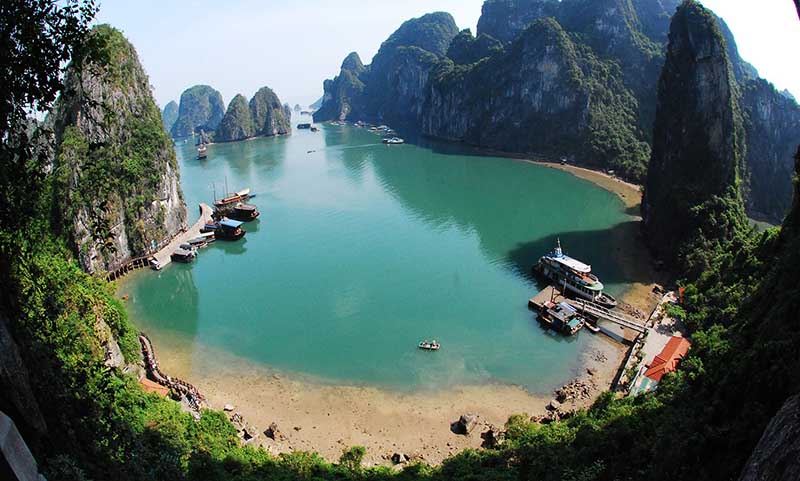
528 286 645 344
152 203 213 269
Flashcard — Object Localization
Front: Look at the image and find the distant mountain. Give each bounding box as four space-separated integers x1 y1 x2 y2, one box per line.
314 0 800 222
161 100 178 134
171 85 225 137
215 88 291 142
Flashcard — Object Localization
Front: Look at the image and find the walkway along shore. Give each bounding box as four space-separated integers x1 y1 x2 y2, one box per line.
106 203 213 281
139 333 204 412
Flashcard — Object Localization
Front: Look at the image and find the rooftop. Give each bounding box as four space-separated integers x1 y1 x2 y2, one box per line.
644 336 691 382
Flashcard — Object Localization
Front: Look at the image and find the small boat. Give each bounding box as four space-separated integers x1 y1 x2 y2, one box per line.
382 137 404 145
310 126 319 132
228 203 260 221
149 257 162 271
297 123 312 129
170 247 196 263
197 144 208 160
418 340 440 351
214 218 246 241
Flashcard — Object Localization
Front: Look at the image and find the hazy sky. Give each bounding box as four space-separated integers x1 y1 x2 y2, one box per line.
94 0 800 110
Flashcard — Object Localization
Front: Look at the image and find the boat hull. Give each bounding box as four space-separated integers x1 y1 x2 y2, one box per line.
534 262 617 309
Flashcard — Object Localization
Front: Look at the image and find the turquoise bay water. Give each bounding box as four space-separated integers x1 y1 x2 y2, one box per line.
122 119 630 393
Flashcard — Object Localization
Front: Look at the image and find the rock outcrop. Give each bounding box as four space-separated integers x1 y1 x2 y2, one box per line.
476 0 560 44
446 29 503 65
643 1 747 270
250 86 291 137
161 100 178 134
216 94 256 142
171 84 225 138
49 25 187 274
423 17 650 178
740 79 800 223
738 393 800 481
314 12 459 126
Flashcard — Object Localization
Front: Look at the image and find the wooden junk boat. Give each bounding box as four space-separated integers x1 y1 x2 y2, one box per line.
211 218 246 241
227 203 260 221
418 340 440 351
214 188 252 210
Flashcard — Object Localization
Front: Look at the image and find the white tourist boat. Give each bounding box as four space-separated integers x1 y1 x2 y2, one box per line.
535 240 617 308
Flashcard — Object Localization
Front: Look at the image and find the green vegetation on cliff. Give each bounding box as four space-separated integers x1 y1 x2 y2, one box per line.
217 94 256 142
50 24 186 273
171 85 225 137
250 86 291 137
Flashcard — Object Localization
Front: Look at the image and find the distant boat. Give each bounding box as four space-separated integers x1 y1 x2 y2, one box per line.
310 126 319 132
197 143 208 160
382 137 404 145
418 340 440 351
297 123 312 129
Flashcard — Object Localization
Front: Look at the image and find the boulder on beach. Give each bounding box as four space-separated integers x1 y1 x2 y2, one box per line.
453 414 479 435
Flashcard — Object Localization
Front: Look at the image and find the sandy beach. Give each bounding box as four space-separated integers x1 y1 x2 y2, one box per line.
145 331 624 466
120 158 661 466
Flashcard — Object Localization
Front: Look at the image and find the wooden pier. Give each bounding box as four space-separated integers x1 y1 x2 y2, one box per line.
105 203 213 282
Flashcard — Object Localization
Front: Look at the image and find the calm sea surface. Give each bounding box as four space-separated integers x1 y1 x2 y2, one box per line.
121 118 630 393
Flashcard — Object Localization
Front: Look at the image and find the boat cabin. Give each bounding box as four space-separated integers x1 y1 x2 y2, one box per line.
171 247 195 263
229 203 260 221
216 218 246 240
540 301 584 335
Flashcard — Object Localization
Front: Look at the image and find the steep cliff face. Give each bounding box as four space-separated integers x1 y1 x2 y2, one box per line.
171 84 225 137
314 13 458 126
49 25 187 274
249 86 291 136
738 393 800 481
313 53 367 122
741 80 800 223
161 100 178 134
476 0 559 44
423 18 650 178
643 1 747 270
216 94 256 142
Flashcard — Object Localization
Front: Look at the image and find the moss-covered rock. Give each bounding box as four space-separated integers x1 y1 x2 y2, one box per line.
48 24 187 274
171 84 225 137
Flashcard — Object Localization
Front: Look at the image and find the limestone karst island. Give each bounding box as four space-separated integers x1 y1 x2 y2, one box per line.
3 1 800 480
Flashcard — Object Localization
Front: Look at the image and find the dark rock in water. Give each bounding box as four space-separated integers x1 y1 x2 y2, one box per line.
643 1 747 273
171 84 225 137
738 394 800 481
48 25 187 274
250 86 291 137
453 414 479 435
161 100 178 134
216 94 256 142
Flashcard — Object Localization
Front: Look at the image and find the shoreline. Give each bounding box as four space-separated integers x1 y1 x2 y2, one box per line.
118 150 661 466
142 331 624 466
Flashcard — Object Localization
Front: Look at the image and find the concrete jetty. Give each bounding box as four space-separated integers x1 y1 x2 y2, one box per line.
153 203 213 268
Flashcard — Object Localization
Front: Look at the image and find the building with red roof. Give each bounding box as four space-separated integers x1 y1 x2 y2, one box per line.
644 336 691 382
